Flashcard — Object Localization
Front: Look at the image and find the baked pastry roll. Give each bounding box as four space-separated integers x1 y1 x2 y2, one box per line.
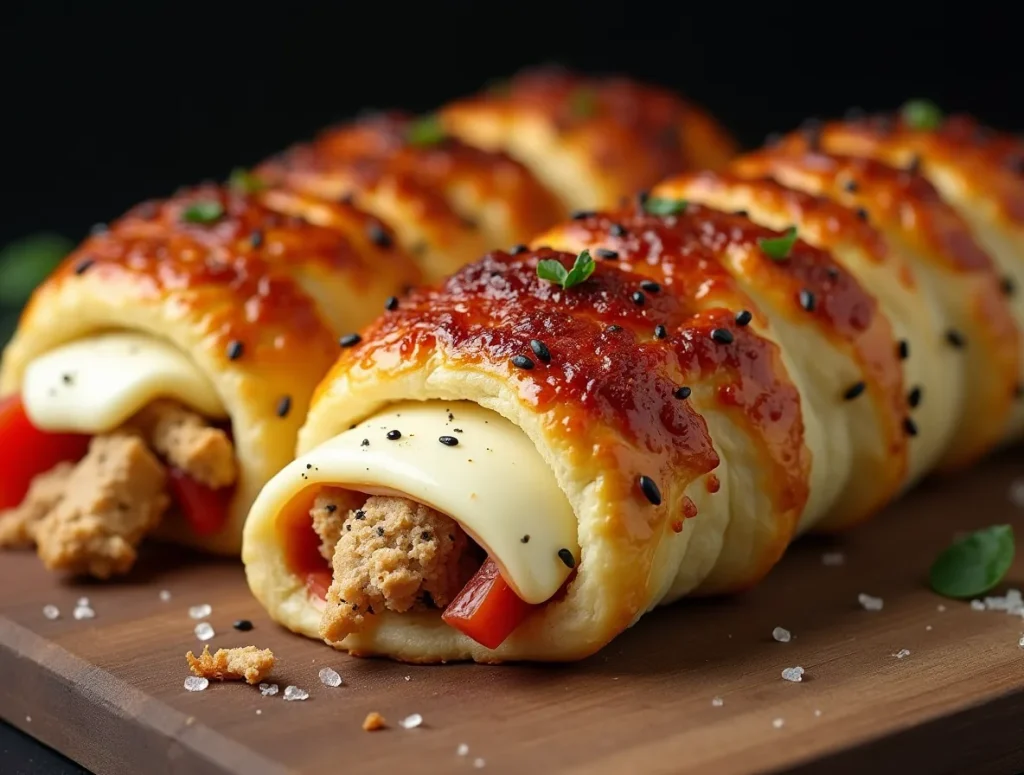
256 111 567 281
242 201 906 662
654 162 1019 476
0 183 418 576
439 66 738 212
773 110 1024 441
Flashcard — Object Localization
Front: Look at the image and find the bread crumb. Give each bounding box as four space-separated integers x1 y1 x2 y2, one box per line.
186 645 275 685
363 711 387 731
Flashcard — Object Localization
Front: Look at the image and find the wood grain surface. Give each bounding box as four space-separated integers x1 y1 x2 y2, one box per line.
3 448 1024 775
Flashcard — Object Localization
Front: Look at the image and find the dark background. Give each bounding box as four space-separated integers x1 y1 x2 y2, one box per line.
0 1 1018 248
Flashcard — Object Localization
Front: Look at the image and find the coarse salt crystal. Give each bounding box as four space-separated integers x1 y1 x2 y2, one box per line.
893 649 911 659
73 605 95 620
194 622 215 641
259 682 279 697
256 709 262 715
283 685 309 701
925 625 933 631
404 675 411 681
42 605 60 620
189 604 212 620
772 718 785 729
76 596 90 607
399 713 423 729
822 552 845 566
711 696 724 707
937 604 946 612
184 676 209 692
858 593 883 611
457 743 469 756
970 600 986 611
473 758 486 769
772 626 792 643
781 666 804 682
159 590 172 602
1019 636 1024 648
814 709 822 717
1008 478 1024 507
318 667 342 687
25 716 31 723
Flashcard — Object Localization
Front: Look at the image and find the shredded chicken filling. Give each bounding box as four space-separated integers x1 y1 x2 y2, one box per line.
314 489 480 643
0 399 237 577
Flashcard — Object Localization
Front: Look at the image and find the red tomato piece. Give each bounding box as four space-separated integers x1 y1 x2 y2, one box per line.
441 557 536 649
166 467 232 536
0 395 90 511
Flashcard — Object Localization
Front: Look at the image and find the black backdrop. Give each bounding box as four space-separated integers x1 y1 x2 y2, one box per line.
0 1 1018 247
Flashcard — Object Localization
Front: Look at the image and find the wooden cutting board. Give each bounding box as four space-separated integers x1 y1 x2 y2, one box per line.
3 449 1024 775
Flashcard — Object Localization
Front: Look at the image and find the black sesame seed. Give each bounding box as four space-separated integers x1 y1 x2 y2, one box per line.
609 223 627 237
355 509 366 519
654 324 668 339
673 386 692 400
571 210 596 220
856 208 869 222
376 526 385 537
326 503 337 513
361 438 369 446
511 354 535 370
631 291 646 305
386 430 402 440
638 475 662 505
908 386 922 408
844 179 859 193
384 295 399 311
226 340 244 361
595 247 619 260
510 244 528 255
606 325 623 333
521 534 530 543
62 373 73 385
843 381 866 400
640 280 661 293
733 209 749 218
711 328 734 345
1001 276 1016 297
367 222 392 248
421 531 432 541
636 190 650 207
530 339 551 363
557 548 576 569
799 289 816 312
249 230 264 248
898 340 910 360
903 417 919 437
438 435 459 447
826 267 841 280
339 333 362 347
74 257 95 275
735 310 753 326
946 330 966 348
276 395 292 418
233 619 254 632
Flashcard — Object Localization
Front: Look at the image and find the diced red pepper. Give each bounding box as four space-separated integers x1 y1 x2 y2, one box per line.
166 467 233 536
441 557 536 649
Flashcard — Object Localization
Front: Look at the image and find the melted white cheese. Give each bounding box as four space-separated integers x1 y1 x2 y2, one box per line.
22 332 226 434
251 400 579 604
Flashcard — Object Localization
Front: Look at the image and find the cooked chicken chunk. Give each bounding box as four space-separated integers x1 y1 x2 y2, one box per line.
186 645 275 685
318 493 472 643
0 462 74 548
33 433 170 578
131 400 237 489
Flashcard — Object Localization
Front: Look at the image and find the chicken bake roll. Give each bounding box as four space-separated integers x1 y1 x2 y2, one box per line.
243 201 906 662
0 183 419 576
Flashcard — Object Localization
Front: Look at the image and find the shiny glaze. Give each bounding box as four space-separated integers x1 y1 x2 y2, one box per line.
256 111 565 268
777 115 1024 226
42 184 405 366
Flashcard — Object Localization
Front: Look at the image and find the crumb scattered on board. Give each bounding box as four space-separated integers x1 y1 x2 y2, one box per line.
186 645 275 685
363 711 387 731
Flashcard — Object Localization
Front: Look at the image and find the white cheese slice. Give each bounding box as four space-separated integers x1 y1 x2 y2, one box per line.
251 400 579 604
22 332 226 434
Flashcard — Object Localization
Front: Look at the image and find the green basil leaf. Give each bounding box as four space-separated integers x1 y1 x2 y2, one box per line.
757 226 799 261
181 200 225 225
901 99 944 131
536 258 569 286
228 168 268 194
405 114 447 147
929 524 1015 599
0 232 74 306
563 249 596 288
568 87 597 118
644 197 688 216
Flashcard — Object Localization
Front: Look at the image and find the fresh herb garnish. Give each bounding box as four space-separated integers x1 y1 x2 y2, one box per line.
643 197 688 216
901 99 944 131
405 114 446 147
537 249 595 289
929 524 1015 599
757 226 799 260
228 167 267 194
568 87 598 118
181 200 225 225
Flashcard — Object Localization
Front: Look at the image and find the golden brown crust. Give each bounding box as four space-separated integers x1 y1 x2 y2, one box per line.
1 183 418 554
256 111 566 280
440 66 738 211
